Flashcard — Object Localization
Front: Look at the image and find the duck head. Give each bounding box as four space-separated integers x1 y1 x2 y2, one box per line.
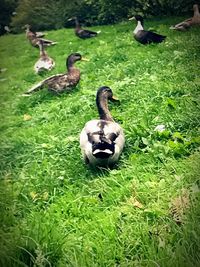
67 16 80 28
22 24 31 31
96 86 118 102
66 53 88 70
67 16 77 21
129 15 144 26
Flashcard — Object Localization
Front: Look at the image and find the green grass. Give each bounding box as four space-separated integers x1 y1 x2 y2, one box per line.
0 17 200 267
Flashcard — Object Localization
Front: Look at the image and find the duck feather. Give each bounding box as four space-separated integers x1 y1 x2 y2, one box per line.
75 28 98 39
130 15 166 45
23 53 83 95
25 25 57 47
80 119 125 165
34 40 55 73
71 17 100 39
80 86 125 167
170 4 200 31
135 30 166 44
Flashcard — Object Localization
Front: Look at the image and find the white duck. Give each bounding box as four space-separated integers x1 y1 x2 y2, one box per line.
34 40 55 74
80 86 125 167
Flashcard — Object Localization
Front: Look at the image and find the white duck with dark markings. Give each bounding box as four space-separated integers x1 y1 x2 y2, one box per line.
80 86 125 167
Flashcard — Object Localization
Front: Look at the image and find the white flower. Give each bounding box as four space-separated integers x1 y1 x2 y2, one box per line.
154 124 166 132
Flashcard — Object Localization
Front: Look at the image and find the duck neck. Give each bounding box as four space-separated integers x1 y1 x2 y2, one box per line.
193 5 200 17
39 42 47 57
75 17 81 29
25 26 31 35
96 95 113 122
66 58 77 72
134 21 144 34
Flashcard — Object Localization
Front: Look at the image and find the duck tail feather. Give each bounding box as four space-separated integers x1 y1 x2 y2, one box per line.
156 34 166 42
22 81 44 96
39 38 58 45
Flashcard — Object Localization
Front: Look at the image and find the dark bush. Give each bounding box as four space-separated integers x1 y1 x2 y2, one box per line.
0 0 18 35
8 0 197 33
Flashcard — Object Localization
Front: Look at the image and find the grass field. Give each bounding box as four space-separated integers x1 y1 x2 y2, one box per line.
0 17 200 267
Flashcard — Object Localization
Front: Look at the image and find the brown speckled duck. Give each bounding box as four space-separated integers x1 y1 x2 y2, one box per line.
170 4 200 31
80 86 125 167
34 40 55 74
24 24 57 47
68 17 101 39
23 53 88 95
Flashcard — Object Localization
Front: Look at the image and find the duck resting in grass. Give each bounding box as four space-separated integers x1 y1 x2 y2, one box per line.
68 17 101 39
23 53 88 95
80 86 125 167
129 15 166 45
34 40 55 74
24 24 57 47
170 4 200 31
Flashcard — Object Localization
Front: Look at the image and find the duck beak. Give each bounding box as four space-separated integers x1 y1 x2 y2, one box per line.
111 95 119 101
128 16 135 21
67 17 73 21
81 57 89 61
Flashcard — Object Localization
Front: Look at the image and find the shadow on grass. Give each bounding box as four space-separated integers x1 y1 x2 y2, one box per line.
16 85 81 114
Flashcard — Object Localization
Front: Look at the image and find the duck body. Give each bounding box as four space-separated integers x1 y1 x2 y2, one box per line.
70 17 100 39
34 40 55 74
170 21 191 31
75 27 99 39
80 86 125 167
80 119 125 166
23 53 84 95
44 70 80 94
25 25 57 47
134 29 166 44
170 4 200 31
130 15 166 45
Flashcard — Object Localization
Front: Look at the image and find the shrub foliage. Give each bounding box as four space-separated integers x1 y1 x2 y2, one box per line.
0 0 17 34
1 0 197 32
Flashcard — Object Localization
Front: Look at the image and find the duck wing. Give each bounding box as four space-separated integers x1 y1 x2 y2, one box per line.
76 28 98 39
27 36 57 47
135 30 166 44
39 38 57 46
35 32 45 38
34 57 55 73
170 20 191 31
46 74 76 94
35 57 55 73
27 35 39 47
23 67 81 95
22 74 64 95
